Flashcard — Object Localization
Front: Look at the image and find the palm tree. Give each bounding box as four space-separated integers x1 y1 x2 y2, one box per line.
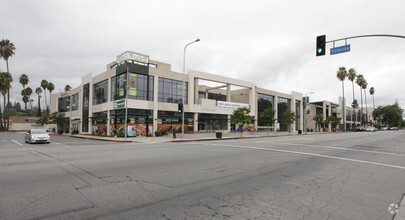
356 74 364 124
0 72 13 130
35 87 42 116
362 80 368 124
351 99 359 127
48 82 55 112
336 66 347 131
25 87 33 111
0 39 16 73
347 68 357 102
369 87 375 109
64 84 72 92
19 74 29 114
41 80 49 112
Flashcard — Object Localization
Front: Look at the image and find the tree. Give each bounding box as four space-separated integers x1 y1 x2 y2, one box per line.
351 99 359 127
0 39 16 73
260 107 276 135
347 68 357 104
356 74 365 124
282 110 296 133
230 107 252 137
373 103 403 127
19 74 29 114
48 82 55 112
35 87 42 117
336 66 347 131
25 87 33 110
49 112 68 134
0 71 13 130
36 112 50 126
65 84 72 92
313 114 324 132
369 87 375 109
361 79 368 122
41 79 49 112
326 116 342 132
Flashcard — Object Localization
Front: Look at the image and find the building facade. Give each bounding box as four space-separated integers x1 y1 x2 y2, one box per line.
305 97 374 132
50 51 304 137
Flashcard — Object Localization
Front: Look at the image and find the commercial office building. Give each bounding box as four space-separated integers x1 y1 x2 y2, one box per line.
50 51 304 136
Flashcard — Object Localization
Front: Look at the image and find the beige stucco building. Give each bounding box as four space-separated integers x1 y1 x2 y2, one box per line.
50 51 303 137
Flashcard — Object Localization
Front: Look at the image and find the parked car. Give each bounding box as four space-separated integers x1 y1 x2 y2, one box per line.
366 126 377 132
25 129 50 144
381 127 388 131
356 126 366 132
391 127 399 131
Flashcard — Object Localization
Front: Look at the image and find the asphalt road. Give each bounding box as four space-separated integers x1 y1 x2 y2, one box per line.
1 131 405 219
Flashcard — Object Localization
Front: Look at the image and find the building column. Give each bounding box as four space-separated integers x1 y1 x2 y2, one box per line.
291 99 296 132
194 78 199 104
274 96 278 131
153 76 159 136
194 112 198 132
226 84 231 102
107 110 111 136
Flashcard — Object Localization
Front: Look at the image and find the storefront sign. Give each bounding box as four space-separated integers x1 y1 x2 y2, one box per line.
113 100 125 109
217 101 251 109
117 52 149 65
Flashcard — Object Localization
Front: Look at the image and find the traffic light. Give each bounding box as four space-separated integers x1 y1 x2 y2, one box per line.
316 35 326 56
178 103 183 113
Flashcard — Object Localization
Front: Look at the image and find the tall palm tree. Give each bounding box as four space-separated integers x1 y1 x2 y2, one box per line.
336 66 347 131
35 87 42 116
351 99 359 127
369 87 375 109
19 74 29 114
25 87 33 111
347 68 357 102
0 39 16 73
48 82 55 112
41 80 49 112
356 74 364 124
0 72 12 130
64 84 72 92
362 80 368 123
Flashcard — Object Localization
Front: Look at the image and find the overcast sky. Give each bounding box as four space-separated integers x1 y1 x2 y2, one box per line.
1 0 405 115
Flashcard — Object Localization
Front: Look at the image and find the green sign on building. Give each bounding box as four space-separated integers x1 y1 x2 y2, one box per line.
114 100 125 109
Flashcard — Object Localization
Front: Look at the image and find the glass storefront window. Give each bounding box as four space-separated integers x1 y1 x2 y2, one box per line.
58 96 70 112
198 113 228 131
93 79 108 105
72 93 79 111
111 73 153 101
277 97 291 131
158 77 188 104
295 100 301 130
82 83 89 132
257 93 274 130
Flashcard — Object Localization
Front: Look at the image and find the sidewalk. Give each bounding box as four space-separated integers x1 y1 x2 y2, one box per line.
50 131 300 143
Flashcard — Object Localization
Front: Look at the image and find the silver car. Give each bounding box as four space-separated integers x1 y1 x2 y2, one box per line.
25 129 50 144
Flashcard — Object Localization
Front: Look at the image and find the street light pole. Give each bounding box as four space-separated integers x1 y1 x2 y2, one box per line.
182 38 200 140
304 92 313 135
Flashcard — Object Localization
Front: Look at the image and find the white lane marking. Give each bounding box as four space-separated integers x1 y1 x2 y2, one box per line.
12 140 23 146
276 142 405 157
204 143 405 170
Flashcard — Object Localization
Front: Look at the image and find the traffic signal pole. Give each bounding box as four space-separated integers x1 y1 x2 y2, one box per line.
317 34 405 56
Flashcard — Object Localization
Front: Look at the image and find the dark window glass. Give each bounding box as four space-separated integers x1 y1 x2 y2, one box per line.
93 79 108 105
257 93 274 129
82 83 90 132
111 73 153 101
158 77 188 104
58 96 70 112
277 97 291 131
72 93 79 111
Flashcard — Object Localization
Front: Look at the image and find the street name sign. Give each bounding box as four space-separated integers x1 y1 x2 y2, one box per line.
330 44 351 55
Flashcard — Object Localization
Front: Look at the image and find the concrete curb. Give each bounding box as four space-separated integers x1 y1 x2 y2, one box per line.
50 134 133 143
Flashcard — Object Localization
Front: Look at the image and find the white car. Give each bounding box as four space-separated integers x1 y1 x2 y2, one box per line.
25 129 50 144
366 126 377 132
